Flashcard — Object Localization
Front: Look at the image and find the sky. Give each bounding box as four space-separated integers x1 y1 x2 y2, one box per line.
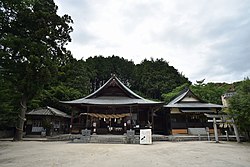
54 0 250 83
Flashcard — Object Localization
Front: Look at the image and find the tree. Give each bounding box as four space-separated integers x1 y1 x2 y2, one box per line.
30 59 90 112
191 83 230 104
228 79 250 138
0 0 73 140
29 84 84 113
0 77 19 129
57 59 90 95
133 58 190 100
86 55 135 92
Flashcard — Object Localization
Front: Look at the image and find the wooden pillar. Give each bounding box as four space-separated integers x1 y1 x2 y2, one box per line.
151 108 154 134
49 116 53 136
78 114 81 124
185 113 188 131
86 106 90 129
130 106 132 130
70 111 74 134
137 106 140 127
213 117 219 143
147 108 150 126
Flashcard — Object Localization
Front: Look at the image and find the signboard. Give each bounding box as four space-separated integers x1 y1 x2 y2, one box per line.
140 129 152 145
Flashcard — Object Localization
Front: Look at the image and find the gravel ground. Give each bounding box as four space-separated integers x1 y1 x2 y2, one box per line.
0 141 249 167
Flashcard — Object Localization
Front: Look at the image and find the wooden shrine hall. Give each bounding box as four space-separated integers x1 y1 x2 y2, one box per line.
61 75 167 135
164 88 223 135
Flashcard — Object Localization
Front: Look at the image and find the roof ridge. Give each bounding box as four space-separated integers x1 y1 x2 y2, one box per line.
60 76 163 106
84 77 114 99
114 76 144 99
82 75 144 99
47 106 71 118
168 88 189 105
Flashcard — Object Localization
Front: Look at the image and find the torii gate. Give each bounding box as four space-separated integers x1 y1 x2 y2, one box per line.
205 114 240 143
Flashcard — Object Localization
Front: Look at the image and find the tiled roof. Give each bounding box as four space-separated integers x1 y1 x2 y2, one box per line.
164 103 223 108
26 106 71 118
165 88 223 109
61 76 163 106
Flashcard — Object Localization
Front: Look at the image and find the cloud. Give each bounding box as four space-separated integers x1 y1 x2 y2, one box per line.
55 0 250 83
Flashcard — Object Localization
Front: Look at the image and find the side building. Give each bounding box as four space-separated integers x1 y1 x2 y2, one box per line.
164 89 223 135
26 106 71 136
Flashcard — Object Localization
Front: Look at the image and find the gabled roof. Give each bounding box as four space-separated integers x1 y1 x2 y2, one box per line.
61 75 163 106
26 106 71 118
84 75 143 99
168 88 205 105
164 88 223 108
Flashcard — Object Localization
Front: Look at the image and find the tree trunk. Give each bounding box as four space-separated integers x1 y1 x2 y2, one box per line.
13 95 27 141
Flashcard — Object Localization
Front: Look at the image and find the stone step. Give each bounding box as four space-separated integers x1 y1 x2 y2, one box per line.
89 136 126 144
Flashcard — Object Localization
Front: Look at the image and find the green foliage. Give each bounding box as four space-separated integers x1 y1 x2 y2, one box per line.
228 79 250 132
0 78 19 129
0 0 73 100
58 59 90 95
133 58 190 99
29 59 90 113
86 55 135 92
191 83 231 104
30 84 83 114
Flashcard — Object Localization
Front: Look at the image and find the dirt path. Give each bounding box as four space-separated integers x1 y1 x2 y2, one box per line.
0 141 249 167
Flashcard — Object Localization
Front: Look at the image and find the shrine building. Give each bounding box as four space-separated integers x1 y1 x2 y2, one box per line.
164 88 223 135
61 75 170 135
